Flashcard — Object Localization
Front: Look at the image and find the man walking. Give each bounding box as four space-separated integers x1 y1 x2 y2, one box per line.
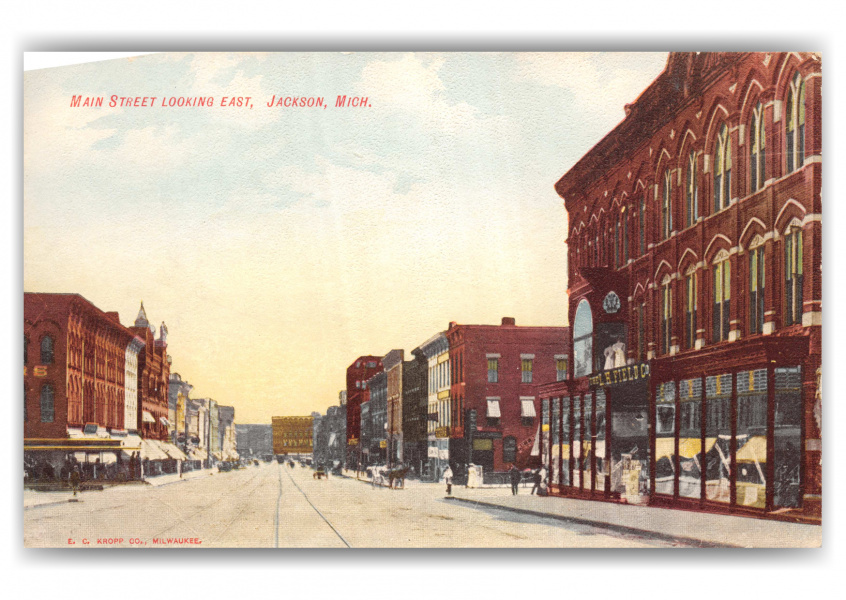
531 466 547 495
443 464 453 495
509 464 521 495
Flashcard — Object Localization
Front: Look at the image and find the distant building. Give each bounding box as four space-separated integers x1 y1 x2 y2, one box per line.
403 350 428 475
416 331 450 481
447 317 568 473
128 302 171 442
235 424 273 459
168 372 193 445
272 416 315 456
345 356 383 465
218 405 237 461
384 349 404 466
364 371 387 465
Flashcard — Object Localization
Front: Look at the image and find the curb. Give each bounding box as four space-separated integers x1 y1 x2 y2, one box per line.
443 496 740 548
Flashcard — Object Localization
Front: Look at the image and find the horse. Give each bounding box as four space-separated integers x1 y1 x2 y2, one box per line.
388 466 410 489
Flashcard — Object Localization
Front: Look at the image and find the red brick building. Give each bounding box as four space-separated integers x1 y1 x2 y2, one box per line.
345 355 383 465
129 302 171 441
539 52 821 522
446 318 568 473
24 293 141 472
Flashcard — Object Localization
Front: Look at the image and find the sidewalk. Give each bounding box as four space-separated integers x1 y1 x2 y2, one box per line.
144 467 216 487
445 487 821 548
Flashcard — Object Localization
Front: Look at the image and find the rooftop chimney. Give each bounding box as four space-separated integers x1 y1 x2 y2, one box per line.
501 317 516 326
448 321 457 329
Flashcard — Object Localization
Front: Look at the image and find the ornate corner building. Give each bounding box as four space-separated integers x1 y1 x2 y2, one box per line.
539 52 821 522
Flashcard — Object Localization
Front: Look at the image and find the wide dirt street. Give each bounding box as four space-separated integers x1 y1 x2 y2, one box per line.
25 462 688 548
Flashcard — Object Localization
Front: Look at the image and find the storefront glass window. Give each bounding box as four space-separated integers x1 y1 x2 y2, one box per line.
595 389 607 493
561 397 570 486
774 366 802 508
736 369 768 508
679 377 703 499
573 300 593 378
582 393 593 490
655 381 676 496
573 396 582 488
706 373 732 503
551 398 560 485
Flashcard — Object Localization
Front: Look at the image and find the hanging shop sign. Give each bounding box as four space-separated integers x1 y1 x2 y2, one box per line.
435 427 450 438
588 362 650 389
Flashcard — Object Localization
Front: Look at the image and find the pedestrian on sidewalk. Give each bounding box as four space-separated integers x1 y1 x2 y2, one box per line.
509 464 521 495
443 464 453 495
70 467 80 497
531 466 546 495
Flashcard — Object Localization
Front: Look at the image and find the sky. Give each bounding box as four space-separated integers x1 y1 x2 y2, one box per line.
23 52 668 423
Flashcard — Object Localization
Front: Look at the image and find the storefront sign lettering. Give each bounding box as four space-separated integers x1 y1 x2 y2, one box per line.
588 362 650 388
435 427 449 438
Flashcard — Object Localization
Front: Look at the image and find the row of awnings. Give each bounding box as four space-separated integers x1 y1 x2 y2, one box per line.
486 398 537 418
141 411 171 428
139 438 187 461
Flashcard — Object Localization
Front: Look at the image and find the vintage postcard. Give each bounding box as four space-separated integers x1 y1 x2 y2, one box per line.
23 51 822 548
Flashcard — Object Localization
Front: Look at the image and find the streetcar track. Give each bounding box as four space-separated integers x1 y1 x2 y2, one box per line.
149 466 267 542
280 467 351 548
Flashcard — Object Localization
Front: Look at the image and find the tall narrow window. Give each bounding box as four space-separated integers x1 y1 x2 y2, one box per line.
685 271 697 349
556 358 568 381
786 72 806 174
24 336 28 365
713 124 732 212
750 102 766 192
686 151 698 227
639 194 646 256
40 383 55 423
662 169 673 240
713 256 731 342
622 207 629 264
749 245 765 334
487 358 499 383
785 226 804 326
40 335 54 365
573 300 593 378
660 278 672 355
637 303 645 362
614 217 620 267
521 359 533 383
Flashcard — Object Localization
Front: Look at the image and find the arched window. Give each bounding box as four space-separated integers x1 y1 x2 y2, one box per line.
661 169 673 240
749 241 765 334
749 102 766 192
713 124 732 211
785 225 803 326
685 270 697 349
622 206 629 264
573 300 593 378
660 276 673 354
713 253 731 342
786 72 806 173
40 383 55 423
614 216 621 267
40 335 54 365
686 151 698 227
639 193 646 255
